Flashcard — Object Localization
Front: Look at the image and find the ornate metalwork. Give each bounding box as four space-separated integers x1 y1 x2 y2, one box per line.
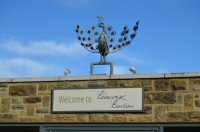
75 17 139 63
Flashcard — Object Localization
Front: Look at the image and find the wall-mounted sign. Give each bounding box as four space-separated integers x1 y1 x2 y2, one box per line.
52 88 144 113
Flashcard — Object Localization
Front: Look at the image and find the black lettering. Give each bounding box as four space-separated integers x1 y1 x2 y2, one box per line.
112 100 134 109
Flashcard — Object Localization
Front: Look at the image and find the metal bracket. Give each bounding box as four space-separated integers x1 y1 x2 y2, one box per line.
90 62 114 75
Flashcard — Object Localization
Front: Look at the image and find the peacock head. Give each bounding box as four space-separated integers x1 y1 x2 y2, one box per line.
97 16 106 29
98 22 105 28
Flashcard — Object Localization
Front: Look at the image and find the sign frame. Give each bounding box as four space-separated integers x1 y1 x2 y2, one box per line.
51 87 144 113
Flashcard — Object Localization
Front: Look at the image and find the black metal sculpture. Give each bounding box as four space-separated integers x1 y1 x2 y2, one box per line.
75 16 139 63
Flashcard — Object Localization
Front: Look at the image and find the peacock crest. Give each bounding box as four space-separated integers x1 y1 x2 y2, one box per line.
75 16 139 63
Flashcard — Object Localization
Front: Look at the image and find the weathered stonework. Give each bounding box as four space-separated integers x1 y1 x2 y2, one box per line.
89 114 112 122
36 107 49 114
119 80 141 87
87 81 106 88
19 116 43 122
145 92 176 104
44 114 77 122
1 98 11 113
195 99 200 107
129 115 153 122
167 111 200 122
9 85 37 96
23 97 41 104
154 105 166 121
184 94 194 111
154 79 170 91
170 79 188 91
106 80 119 87
0 114 18 122
1 74 200 123
26 105 35 116
42 96 50 107
12 104 25 110
12 97 22 104
77 114 89 122
38 83 48 91
112 116 127 122
167 105 182 112
67 81 88 88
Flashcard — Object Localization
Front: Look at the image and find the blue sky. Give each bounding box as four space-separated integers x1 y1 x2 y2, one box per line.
0 0 200 78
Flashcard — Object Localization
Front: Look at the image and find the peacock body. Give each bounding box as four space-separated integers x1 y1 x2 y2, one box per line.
75 17 139 63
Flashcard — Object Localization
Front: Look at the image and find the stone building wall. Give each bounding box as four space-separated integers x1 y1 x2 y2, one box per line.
0 73 200 123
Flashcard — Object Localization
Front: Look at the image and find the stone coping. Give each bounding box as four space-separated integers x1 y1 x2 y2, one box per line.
0 72 200 83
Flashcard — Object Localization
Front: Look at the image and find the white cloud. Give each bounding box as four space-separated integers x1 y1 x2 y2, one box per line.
0 58 55 77
0 39 86 57
0 38 89 77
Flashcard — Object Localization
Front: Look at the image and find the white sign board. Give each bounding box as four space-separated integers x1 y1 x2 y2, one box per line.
52 88 144 113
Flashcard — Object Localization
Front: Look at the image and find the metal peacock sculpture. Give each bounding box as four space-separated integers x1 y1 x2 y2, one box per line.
75 16 139 63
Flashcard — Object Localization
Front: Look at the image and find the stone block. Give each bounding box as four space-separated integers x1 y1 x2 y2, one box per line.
143 86 153 92
128 115 153 122
89 114 112 122
0 87 7 92
47 83 57 91
67 81 87 88
12 97 22 104
176 94 183 104
38 91 51 96
195 99 200 107
19 116 43 122
189 79 200 92
58 114 77 122
154 105 166 121
167 105 182 112
167 111 200 122
195 94 199 98
189 78 200 85
19 111 26 116
0 114 18 122
51 82 68 89
154 79 170 91
42 96 50 107
112 116 127 122
44 114 77 122
87 81 105 88
23 97 41 104
141 80 152 86
77 114 89 122
184 94 194 111
106 80 119 87
145 92 176 104
0 83 8 87
0 92 8 97
170 79 187 91
1 98 11 113
36 107 49 113
141 80 153 91
192 87 200 92
9 85 37 96
12 105 25 110
38 83 48 91
118 80 141 87
26 105 35 116
144 105 152 115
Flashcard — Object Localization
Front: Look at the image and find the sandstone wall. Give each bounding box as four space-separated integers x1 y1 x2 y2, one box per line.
0 75 200 123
